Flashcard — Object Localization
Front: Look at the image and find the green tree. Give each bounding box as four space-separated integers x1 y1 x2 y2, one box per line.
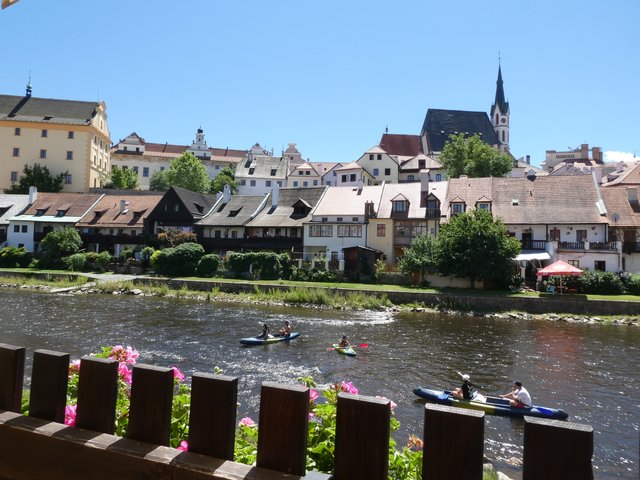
5 163 67 193
38 227 83 269
439 133 513 178
210 166 238 194
398 233 437 286
149 170 170 192
107 166 139 190
164 152 210 193
434 209 521 288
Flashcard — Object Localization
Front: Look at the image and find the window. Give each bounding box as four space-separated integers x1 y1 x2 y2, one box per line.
240 180 246 186
435 173 442 181
277 181 282 187
41 129 47 137
419 159 426 169
303 181 308 187
215 165 220 170
21 225 27 233
231 230 238 239
313 180 318 186
250 180 256 187
377 154 382 160
13 225 19 233
373 168 379 176
369 154 374 160
392 200 408 213
40 149 47 159
298 171 304 176
337 225 362 237
349 174 356 182
68 131 74 139
305 171 310 175
12 148 19 157
293 181 299 187
576 229 587 243
14 127 20 136
214 230 221 239
408 175 415 181
337 217 343 222
451 203 464 215
341 175 347 182
133 166 139 174
377 224 386 237
594 260 606 271
270 169 277 176
384 168 391 176
266 180 271 187
10 171 18 182
477 202 491 211
66 151 73 160
550 228 561 242
64 174 72 184
309 225 333 237
143 167 149 177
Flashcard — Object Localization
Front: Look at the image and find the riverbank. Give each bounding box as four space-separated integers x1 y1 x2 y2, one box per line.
1 270 638 326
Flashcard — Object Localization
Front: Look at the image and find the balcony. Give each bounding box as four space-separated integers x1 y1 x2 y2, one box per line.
589 241 618 251
425 208 441 219
557 241 585 251
521 240 547 250
623 242 640 254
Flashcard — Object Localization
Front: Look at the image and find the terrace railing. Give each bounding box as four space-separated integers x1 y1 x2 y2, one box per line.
0 343 595 480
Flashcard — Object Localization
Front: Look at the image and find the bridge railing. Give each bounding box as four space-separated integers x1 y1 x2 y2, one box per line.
0 343 595 479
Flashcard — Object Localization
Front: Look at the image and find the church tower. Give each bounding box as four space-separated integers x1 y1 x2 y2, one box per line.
490 64 510 152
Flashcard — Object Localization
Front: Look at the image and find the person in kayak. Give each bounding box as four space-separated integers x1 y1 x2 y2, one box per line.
278 320 292 337
338 335 351 348
451 371 476 400
500 381 532 408
257 323 270 340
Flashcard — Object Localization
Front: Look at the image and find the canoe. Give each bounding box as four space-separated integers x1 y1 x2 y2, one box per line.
240 332 300 346
413 387 568 420
332 344 356 357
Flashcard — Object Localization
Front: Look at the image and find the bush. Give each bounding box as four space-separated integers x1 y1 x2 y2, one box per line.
0 246 32 268
195 254 221 277
621 272 640 296
578 270 625 295
85 251 112 272
63 253 87 272
224 252 291 280
290 267 339 283
157 230 197 247
151 243 205 277
38 227 83 269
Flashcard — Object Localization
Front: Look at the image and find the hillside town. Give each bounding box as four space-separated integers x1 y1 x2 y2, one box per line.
1 67 639 281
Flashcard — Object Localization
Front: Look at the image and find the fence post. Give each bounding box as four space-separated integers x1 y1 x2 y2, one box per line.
188 372 238 460
127 364 174 446
256 382 309 475
334 393 390 480
0 343 25 413
422 404 484 479
28 349 70 423
523 417 593 479
75 356 119 434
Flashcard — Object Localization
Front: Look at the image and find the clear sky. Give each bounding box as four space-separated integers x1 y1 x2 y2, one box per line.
1 0 638 167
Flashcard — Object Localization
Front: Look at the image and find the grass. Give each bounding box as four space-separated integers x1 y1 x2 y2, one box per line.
0 273 89 288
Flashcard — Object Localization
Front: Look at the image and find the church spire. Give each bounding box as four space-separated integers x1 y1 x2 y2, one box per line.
490 61 510 153
492 64 509 115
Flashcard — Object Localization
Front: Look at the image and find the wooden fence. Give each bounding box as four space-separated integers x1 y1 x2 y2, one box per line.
0 344 595 479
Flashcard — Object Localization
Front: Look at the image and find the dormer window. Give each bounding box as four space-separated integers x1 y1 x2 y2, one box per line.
418 159 426 169
477 202 491 212
451 203 464 215
249 167 255 175
271 169 277 176
392 200 409 213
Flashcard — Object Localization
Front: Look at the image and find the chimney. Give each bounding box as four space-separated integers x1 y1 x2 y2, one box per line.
526 155 531 165
364 201 375 219
119 200 128 213
628 187 638 204
580 144 589 160
592 146 602 162
216 191 223 202
223 184 231 203
271 182 280 208
28 186 38 204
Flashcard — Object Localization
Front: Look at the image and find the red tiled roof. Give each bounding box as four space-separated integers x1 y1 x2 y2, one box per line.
379 134 422 157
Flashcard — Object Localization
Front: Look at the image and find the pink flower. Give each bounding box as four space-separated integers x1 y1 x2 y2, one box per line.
340 381 358 395
64 404 77 426
68 359 81 376
407 434 423 451
375 396 397 411
109 345 139 364
239 417 256 427
177 440 189 452
309 388 319 403
171 367 185 382
118 362 132 385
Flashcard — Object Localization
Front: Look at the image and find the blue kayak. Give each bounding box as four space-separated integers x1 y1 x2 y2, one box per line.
413 387 568 420
240 332 300 346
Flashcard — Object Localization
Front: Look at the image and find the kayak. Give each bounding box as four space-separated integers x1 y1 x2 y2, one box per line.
413 387 569 420
240 332 300 346
332 344 356 357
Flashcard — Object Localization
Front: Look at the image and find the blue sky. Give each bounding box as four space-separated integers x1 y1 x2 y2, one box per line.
1 0 638 167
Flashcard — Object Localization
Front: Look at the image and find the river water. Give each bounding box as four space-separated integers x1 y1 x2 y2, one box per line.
0 289 638 479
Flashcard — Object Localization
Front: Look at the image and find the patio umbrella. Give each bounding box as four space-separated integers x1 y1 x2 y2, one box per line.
536 260 583 293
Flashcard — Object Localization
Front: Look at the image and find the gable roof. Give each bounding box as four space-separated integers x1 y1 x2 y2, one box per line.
171 186 218 219
235 154 289 180
376 183 426 218
0 194 29 225
247 186 327 228
600 187 640 227
196 194 267 227
77 193 162 228
0 95 100 125
312 185 384 217
379 133 423 157
421 109 500 153
602 161 640 187
16 193 103 221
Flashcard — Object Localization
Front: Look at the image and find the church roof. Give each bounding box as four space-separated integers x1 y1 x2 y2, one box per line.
421 109 500 153
0 94 101 125
490 65 510 116
379 133 423 156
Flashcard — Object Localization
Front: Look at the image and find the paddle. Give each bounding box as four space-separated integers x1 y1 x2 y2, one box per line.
326 343 368 351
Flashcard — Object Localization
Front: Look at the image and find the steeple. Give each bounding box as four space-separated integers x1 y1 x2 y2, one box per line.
25 72 32 98
490 61 510 153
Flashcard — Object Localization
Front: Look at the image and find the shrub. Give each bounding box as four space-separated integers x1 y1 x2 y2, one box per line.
622 273 640 296
118 248 135 264
151 243 205 277
157 230 197 247
224 252 291 280
0 246 32 268
578 270 625 295
195 254 221 277
85 251 112 272
63 253 87 272
38 227 83 269
290 267 339 283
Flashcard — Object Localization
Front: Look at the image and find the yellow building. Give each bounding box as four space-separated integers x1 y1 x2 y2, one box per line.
0 83 111 193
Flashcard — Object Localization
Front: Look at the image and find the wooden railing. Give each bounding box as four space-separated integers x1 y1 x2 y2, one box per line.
0 343 596 480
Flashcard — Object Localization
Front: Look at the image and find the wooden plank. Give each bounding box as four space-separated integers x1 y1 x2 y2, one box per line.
127 364 174 446
523 417 593 480
28 349 70 423
188 373 238 460
0 343 25 412
334 393 390 480
422 404 484 480
75 356 119 434
256 382 309 475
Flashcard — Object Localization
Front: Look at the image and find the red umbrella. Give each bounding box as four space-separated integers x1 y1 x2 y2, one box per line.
536 260 583 293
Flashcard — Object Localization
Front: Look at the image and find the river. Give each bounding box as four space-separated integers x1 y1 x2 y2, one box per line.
0 289 638 479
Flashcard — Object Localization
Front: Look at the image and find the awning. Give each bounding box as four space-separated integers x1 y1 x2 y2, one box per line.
515 252 551 262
